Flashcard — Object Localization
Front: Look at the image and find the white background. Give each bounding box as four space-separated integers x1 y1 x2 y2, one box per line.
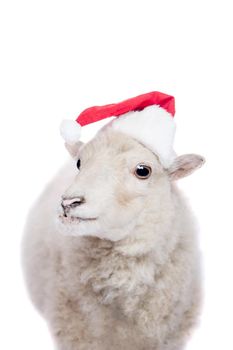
0 0 232 349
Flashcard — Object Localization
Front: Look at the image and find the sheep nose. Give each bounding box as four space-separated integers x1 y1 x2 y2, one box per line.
61 196 85 214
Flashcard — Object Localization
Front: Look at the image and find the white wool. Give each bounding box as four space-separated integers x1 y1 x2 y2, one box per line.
22 130 203 350
110 105 176 168
60 119 81 144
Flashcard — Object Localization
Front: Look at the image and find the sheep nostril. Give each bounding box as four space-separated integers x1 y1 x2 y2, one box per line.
70 201 82 208
61 197 86 214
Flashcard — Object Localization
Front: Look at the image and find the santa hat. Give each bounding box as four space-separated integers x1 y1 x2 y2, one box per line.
60 91 176 168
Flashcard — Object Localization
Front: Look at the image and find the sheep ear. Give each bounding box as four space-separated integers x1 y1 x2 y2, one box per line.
168 154 205 180
65 141 84 158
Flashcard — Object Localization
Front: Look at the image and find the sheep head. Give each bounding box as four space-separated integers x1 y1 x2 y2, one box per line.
58 129 205 241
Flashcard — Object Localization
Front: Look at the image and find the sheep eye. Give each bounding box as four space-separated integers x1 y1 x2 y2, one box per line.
76 159 81 170
134 164 152 179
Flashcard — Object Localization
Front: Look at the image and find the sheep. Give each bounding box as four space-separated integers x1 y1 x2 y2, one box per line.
22 127 205 350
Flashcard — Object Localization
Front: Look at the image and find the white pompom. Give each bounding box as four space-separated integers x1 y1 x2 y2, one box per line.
60 120 82 144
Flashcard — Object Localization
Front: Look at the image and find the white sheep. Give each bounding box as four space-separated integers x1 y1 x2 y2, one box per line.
22 95 205 350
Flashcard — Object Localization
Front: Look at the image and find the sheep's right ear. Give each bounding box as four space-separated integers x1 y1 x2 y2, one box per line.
65 141 84 158
168 154 205 181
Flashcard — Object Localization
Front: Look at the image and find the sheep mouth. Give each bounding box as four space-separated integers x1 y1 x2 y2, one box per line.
59 214 98 224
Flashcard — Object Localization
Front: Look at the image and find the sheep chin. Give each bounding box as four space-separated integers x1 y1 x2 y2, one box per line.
55 214 103 238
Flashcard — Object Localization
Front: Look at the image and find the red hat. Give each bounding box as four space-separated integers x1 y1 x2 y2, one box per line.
60 91 176 168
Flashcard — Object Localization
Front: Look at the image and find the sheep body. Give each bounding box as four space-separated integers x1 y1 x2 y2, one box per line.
22 130 202 350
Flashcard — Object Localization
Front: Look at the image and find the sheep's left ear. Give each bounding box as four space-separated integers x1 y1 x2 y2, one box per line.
65 141 84 158
168 154 205 181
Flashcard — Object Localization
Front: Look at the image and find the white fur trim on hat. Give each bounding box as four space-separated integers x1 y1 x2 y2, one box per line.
60 120 81 144
110 105 176 168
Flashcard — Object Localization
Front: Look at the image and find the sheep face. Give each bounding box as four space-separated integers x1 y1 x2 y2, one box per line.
58 130 168 241
58 129 205 241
